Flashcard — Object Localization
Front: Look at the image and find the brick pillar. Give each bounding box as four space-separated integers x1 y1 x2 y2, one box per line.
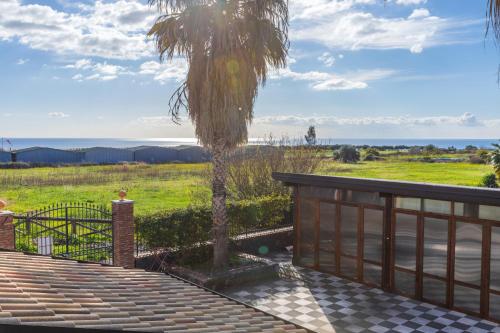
0 210 14 251
112 199 135 268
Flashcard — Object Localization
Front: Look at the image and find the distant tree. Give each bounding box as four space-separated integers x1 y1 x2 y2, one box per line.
423 144 440 155
479 173 498 188
408 146 422 155
334 145 360 163
447 146 457 153
304 126 317 146
465 145 478 152
363 147 380 161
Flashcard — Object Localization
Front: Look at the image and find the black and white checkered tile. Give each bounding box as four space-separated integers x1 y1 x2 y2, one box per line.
224 252 500 333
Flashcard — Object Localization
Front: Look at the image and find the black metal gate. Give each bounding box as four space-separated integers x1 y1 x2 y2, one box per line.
13 203 113 264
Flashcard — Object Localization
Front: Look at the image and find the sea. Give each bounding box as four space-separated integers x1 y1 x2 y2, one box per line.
0 138 498 151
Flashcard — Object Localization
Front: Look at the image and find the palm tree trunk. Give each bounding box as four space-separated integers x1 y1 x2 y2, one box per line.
211 140 229 270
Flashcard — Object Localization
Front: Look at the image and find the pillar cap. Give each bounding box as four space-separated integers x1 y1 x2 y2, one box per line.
0 211 13 217
112 200 134 204
0 200 6 211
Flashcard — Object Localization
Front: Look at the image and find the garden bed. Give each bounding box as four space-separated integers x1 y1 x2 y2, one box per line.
137 249 278 291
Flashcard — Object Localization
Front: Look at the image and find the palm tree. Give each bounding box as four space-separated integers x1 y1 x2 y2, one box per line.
148 0 288 269
491 142 500 177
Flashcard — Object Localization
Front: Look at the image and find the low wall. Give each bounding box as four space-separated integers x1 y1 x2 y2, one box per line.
230 227 293 255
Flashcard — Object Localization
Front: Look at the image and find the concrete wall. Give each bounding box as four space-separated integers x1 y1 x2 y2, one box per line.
84 148 134 164
0 151 11 163
133 147 179 164
177 146 210 163
15 148 84 164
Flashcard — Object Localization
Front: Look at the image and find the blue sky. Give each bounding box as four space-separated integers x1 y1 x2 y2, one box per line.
0 0 499 139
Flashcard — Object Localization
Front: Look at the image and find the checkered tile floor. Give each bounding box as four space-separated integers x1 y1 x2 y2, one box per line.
224 252 500 333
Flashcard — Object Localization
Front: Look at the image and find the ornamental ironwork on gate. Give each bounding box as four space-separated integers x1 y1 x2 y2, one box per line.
13 203 113 264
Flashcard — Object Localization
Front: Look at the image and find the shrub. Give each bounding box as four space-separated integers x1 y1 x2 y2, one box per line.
479 173 498 188
477 149 490 162
469 155 486 164
136 195 291 253
333 145 360 163
225 137 322 200
362 147 380 161
0 162 31 169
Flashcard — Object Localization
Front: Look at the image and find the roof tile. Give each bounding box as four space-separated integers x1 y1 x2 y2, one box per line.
0 251 306 332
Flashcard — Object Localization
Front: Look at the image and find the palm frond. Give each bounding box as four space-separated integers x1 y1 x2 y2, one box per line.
487 0 500 41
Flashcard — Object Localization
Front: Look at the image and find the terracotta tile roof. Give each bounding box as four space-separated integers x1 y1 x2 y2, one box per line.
0 251 306 332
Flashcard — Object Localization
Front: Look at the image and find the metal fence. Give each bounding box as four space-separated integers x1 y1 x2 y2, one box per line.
14 203 113 264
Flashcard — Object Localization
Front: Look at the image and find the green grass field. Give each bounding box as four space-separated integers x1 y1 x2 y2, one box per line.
318 160 492 186
0 163 211 215
0 156 494 215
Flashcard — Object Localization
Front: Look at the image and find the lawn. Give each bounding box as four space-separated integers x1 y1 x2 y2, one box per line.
318 158 493 187
0 163 211 215
0 156 494 215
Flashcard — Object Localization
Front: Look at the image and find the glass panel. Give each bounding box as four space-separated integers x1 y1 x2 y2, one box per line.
479 205 500 221
423 199 451 215
319 202 336 272
364 209 383 263
491 227 500 291
490 293 500 320
339 190 385 206
454 284 480 314
454 222 482 285
454 203 478 218
340 206 358 257
299 199 316 267
299 186 337 200
423 218 448 277
395 270 415 297
340 256 357 278
422 277 446 305
395 214 417 271
395 197 421 211
364 263 381 287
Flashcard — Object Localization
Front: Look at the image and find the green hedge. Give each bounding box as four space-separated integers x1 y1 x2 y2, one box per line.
135 195 291 251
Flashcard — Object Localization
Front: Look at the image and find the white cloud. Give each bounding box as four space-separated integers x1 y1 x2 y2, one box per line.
254 112 485 127
272 67 396 91
394 0 427 5
65 59 130 81
139 59 188 83
0 0 156 60
48 112 70 118
408 8 430 19
290 0 478 54
16 58 29 65
65 59 92 70
0 0 478 62
318 52 335 67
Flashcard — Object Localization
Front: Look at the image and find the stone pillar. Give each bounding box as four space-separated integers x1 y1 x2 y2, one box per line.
0 201 14 250
112 193 135 269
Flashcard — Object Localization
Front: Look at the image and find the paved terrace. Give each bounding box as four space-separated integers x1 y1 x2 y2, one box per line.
0 251 306 332
225 252 500 333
